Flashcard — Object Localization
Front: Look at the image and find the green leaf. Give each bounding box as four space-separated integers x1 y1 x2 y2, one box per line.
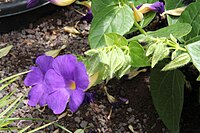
0 45 13 59
129 41 150 67
185 36 200 44
150 64 185 133
89 4 134 48
104 33 128 46
164 0 184 10
146 43 156 56
185 41 200 71
162 53 191 71
147 23 192 39
178 1 200 41
74 129 84 133
167 15 179 26
91 0 118 16
129 0 157 6
27 121 56 133
197 75 200 81
141 12 156 28
127 11 156 34
151 43 169 68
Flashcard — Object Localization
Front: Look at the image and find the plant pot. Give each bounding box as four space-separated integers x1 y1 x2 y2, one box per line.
0 0 58 33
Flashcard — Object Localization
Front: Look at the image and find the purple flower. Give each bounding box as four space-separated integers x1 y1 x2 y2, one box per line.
137 1 165 14
149 1 165 13
24 55 54 106
45 55 89 114
82 9 93 23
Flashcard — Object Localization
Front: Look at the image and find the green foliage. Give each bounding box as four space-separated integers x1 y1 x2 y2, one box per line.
129 0 157 6
185 41 200 72
91 0 118 16
178 1 200 41
129 41 150 67
164 0 184 10
104 33 128 46
147 23 192 39
150 63 185 133
0 45 13 58
89 2 134 48
85 45 131 83
162 53 191 71
127 12 156 33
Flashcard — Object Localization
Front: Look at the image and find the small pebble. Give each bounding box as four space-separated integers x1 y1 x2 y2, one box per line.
74 117 81 123
80 120 88 128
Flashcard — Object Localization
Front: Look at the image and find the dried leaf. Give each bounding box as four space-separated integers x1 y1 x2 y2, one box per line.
63 26 80 34
162 6 187 16
45 45 67 58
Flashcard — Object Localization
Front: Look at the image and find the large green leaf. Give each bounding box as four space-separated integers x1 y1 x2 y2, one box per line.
129 41 150 67
0 45 13 59
129 0 157 6
178 1 200 41
147 23 192 38
185 41 200 71
89 4 134 48
150 64 185 133
164 0 184 10
151 43 169 68
91 0 118 16
104 33 128 46
162 53 191 71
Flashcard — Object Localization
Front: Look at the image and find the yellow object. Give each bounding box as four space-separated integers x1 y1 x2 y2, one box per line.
130 3 144 22
70 81 76 90
50 0 76 6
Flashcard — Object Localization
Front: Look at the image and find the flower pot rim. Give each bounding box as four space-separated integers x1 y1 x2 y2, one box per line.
0 0 50 18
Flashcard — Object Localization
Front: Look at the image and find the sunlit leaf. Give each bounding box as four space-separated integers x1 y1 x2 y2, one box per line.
151 43 169 68
104 33 128 46
185 41 200 72
151 63 185 133
129 41 150 67
0 45 13 59
162 53 191 71
89 4 134 48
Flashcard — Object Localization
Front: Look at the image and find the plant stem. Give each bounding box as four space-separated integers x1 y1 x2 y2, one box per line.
134 19 147 35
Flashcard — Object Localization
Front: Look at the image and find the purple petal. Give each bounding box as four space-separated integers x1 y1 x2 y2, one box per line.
28 84 45 106
39 92 48 106
52 55 77 80
36 55 54 74
83 92 94 104
74 62 89 90
26 0 39 8
69 89 85 112
82 9 93 23
150 1 165 13
136 4 143 9
24 66 43 86
45 69 66 92
47 89 70 114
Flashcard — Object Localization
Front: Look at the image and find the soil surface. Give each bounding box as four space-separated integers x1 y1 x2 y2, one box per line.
0 4 199 133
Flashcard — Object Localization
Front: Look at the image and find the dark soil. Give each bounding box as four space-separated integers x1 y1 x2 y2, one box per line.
0 4 199 133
